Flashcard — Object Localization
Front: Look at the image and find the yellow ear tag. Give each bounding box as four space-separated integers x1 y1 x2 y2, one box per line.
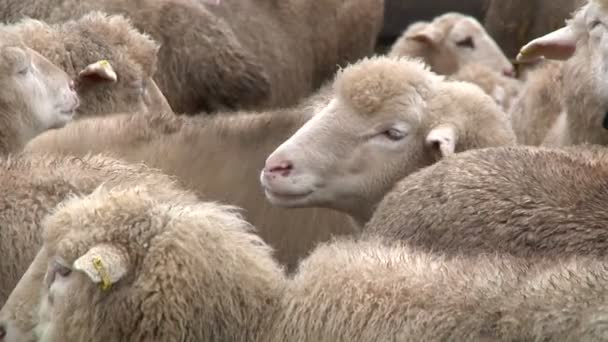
92 256 112 291
99 60 110 67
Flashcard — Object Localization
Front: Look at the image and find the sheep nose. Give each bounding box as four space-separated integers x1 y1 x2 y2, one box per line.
503 67 516 78
264 160 294 177
0 322 7 340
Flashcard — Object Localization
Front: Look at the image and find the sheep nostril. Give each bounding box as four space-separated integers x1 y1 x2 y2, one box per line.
267 161 294 177
503 68 516 78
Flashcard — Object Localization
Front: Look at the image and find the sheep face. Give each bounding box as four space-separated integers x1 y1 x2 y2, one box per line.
0 36 79 134
33 246 130 342
442 15 514 76
260 97 429 222
0 248 52 342
392 13 514 77
260 57 453 223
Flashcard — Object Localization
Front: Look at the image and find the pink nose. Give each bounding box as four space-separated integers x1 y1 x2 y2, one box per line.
264 160 294 177
503 67 516 78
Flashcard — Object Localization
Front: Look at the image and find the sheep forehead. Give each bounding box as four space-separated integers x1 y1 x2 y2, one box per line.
588 1 608 22
335 56 436 116
449 17 483 37
574 2 599 24
435 13 476 31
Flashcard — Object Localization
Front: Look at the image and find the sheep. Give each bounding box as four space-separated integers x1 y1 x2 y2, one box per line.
0 152 203 309
260 56 516 226
0 30 79 154
24 56 515 269
2 0 384 114
364 145 608 259
388 12 515 77
268 237 608 341
510 0 608 147
483 0 586 58
0 183 284 342
5 12 173 117
450 63 522 112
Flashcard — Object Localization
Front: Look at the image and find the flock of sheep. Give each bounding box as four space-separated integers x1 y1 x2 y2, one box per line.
0 0 606 340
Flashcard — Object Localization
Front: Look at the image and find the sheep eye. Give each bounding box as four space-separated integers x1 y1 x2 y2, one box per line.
591 20 603 29
383 128 407 141
456 36 475 49
17 66 29 76
53 260 72 278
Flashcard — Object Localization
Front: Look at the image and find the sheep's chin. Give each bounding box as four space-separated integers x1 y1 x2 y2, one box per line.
263 188 314 207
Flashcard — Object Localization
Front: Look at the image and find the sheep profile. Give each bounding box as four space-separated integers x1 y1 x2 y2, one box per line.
389 12 515 77
0 30 79 154
0 184 284 341
260 56 516 226
5 12 172 117
365 145 608 259
511 0 608 146
268 237 608 341
2 0 384 114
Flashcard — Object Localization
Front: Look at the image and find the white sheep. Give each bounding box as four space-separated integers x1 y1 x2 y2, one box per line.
268 237 608 341
5 12 173 117
511 0 608 146
389 12 515 77
260 56 516 226
0 183 284 341
0 30 79 154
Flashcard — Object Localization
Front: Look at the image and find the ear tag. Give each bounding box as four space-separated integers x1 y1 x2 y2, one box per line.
92 256 112 291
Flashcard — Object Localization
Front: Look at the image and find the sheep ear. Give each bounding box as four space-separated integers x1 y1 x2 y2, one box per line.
407 25 443 45
78 60 118 83
426 124 458 158
516 26 577 63
73 244 129 291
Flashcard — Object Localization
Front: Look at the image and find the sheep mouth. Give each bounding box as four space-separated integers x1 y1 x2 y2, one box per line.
59 109 76 117
263 188 314 206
